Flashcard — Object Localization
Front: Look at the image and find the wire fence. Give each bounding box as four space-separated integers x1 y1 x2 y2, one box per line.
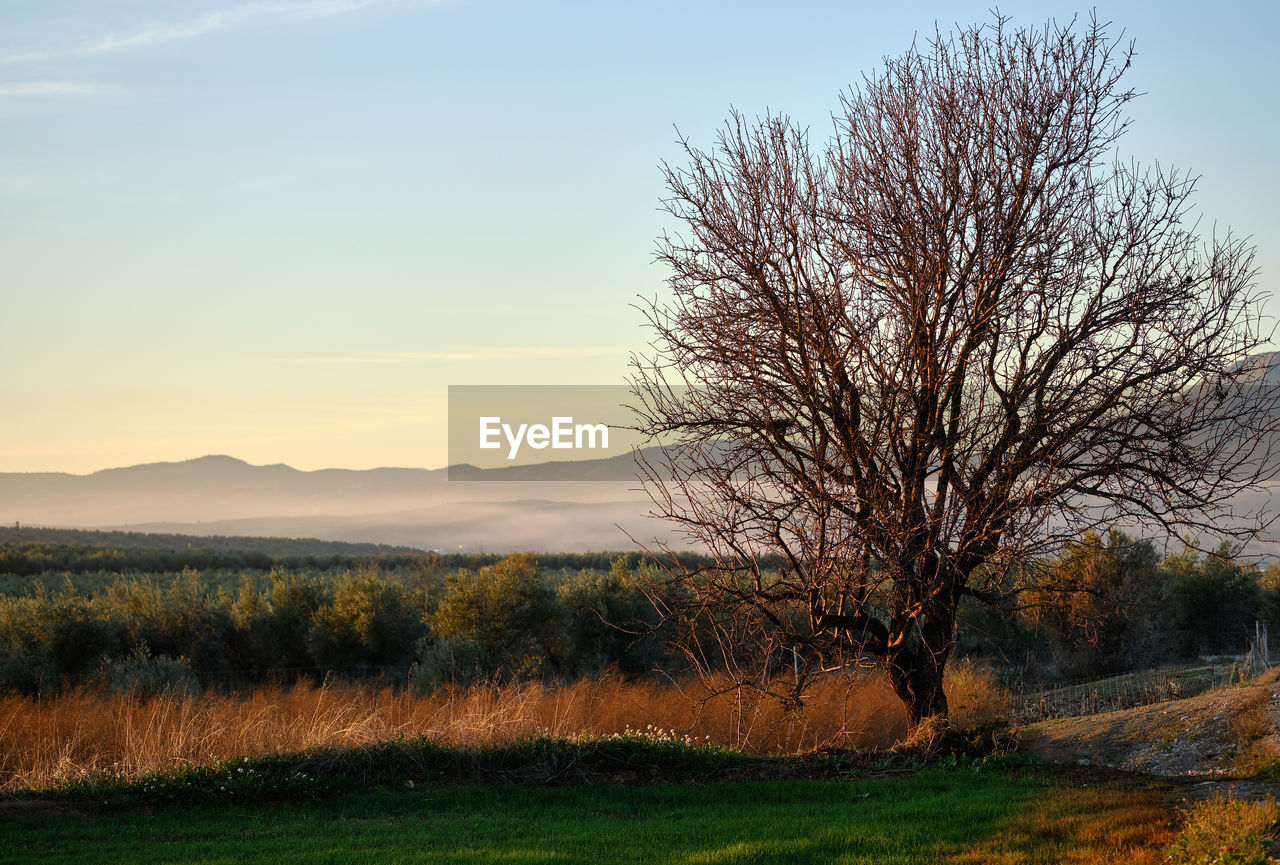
1008 622 1275 723
1008 661 1263 724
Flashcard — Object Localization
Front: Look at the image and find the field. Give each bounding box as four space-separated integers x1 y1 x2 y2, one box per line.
0 662 1212 864
1 535 1277 863
0 670 1266 864
0 668 1007 789
4 769 1180 865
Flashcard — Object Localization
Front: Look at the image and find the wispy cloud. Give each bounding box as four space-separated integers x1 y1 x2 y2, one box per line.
273 348 623 364
0 175 70 193
1 0 418 65
0 81 104 97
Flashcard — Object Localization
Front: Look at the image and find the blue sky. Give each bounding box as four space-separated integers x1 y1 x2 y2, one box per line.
1 0 1276 473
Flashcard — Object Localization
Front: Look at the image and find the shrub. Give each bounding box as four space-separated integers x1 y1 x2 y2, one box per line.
427 553 563 679
99 645 201 698
0 583 120 692
265 570 329 672
221 576 279 680
307 571 426 677
1167 795 1279 865
557 558 664 677
96 570 233 677
413 633 490 686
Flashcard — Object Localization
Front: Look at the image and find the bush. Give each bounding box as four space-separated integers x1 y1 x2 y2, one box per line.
427 553 563 679
99 645 201 698
413 633 491 686
221 576 279 679
0 584 120 692
0 646 45 693
97 570 233 677
307 572 426 677
265 570 329 673
558 558 664 677
1167 795 1279 865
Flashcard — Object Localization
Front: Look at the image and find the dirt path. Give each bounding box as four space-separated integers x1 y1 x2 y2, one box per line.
1019 678 1280 779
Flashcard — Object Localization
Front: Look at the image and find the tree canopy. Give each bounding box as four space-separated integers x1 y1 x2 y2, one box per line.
632 13 1278 732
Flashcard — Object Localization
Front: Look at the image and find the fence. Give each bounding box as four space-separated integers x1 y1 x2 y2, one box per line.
1009 661 1269 724
1008 621 1274 723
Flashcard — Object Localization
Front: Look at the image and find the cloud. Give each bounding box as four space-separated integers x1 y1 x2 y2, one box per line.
88 0 389 54
0 0 422 65
0 175 68 193
273 348 624 364
0 81 104 97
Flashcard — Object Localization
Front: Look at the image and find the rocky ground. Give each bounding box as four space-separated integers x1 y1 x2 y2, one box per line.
1019 670 1280 802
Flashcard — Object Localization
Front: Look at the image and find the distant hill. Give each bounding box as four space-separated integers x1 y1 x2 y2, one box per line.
0 455 451 525
0 526 420 557
0 453 675 553
9 354 1277 556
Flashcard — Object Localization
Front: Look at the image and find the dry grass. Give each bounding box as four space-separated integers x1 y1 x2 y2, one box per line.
1230 688 1274 744
944 779 1179 865
0 662 1007 790
1228 686 1279 772
1166 795 1280 865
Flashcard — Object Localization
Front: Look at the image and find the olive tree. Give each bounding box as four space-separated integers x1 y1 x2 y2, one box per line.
631 14 1278 734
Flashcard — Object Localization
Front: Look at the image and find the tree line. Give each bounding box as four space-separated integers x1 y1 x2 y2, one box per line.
965 530 1280 683
0 534 1275 697
0 553 667 695
0 539 712 581
0 526 419 557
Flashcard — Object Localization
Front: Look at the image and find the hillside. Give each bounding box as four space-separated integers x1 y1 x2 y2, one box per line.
1020 671 1280 777
0 526 420 557
0 454 672 552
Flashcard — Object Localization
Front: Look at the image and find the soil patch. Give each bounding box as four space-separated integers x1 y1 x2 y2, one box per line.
1020 679 1280 776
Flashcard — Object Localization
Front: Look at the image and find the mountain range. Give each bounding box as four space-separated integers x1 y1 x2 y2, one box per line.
7 353 1280 554
0 453 671 553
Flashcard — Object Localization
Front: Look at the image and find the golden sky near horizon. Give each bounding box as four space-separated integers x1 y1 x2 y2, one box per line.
3 0 1276 474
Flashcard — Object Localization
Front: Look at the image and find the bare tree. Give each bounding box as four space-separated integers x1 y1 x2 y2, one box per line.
631 13 1278 735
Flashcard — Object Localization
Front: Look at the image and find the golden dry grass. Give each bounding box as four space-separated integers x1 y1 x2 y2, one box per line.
1229 687 1274 745
1227 685 1279 773
1166 795 1280 865
941 781 1179 865
0 662 1008 790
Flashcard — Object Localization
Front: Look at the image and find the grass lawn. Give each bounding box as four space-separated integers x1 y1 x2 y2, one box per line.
0 768 1176 865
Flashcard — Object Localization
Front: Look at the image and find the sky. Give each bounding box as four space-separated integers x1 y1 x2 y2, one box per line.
1 0 1276 474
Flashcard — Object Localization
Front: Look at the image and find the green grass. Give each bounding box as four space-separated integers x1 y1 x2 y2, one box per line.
33 733 756 807
1 766 1176 865
4 774 1023 865
0 737 1179 864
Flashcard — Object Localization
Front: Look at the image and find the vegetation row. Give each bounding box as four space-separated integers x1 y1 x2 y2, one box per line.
0 529 1276 696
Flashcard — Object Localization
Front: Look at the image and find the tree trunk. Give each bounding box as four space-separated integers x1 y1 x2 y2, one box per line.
887 649 950 732
886 597 956 737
